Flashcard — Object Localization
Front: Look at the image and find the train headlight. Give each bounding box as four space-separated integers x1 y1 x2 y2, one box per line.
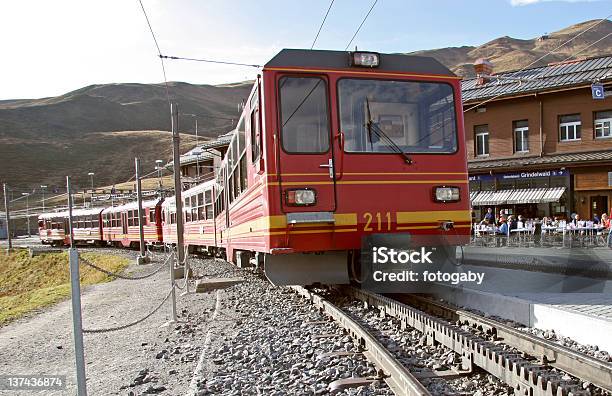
434 186 460 202
350 51 379 68
286 189 316 206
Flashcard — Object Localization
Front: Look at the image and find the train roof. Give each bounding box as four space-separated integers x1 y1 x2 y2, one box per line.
264 49 455 77
39 207 104 220
162 180 215 210
101 198 163 214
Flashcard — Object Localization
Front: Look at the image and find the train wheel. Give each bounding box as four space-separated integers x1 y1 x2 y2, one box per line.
348 249 364 285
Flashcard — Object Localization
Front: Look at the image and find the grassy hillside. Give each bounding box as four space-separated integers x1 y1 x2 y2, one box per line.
0 251 129 325
0 130 200 192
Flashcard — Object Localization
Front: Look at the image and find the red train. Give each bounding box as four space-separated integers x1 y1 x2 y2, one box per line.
39 49 470 285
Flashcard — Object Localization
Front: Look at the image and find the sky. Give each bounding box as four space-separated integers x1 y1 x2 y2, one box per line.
1 0 611 100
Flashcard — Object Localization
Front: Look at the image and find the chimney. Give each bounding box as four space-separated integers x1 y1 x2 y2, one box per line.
474 58 494 85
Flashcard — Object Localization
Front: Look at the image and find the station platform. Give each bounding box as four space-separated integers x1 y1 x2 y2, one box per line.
427 262 612 352
460 245 612 279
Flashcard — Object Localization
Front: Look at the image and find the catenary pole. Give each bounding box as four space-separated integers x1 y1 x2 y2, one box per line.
170 103 183 319
135 158 147 262
67 176 88 396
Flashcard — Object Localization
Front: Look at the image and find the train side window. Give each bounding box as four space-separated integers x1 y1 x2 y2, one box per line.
238 118 246 155
184 199 191 222
149 210 155 224
279 76 330 153
92 217 99 228
192 195 199 221
240 155 247 191
250 109 261 162
196 193 204 220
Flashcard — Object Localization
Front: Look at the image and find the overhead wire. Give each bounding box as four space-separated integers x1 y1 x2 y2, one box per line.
137 0 172 111
344 0 378 51
160 55 261 68
560 31 612 62
311 0 335 49
464 15 612 113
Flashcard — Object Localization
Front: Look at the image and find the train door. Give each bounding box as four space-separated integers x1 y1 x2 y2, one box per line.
276 74 336 213
122 212 128 236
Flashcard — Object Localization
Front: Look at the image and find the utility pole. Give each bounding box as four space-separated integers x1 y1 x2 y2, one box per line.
67 176 88 396
3 183 11 252
135 158 149 264
21 193 30 237
171 103 183 317
88 173 95 206
41 185 47 211
195 118 200 180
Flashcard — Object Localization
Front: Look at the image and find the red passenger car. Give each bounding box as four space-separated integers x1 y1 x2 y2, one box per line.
161 181 216 253
38 208 103 246
101 199 164 248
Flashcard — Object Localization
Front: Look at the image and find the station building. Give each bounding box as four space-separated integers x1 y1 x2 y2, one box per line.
463 55 612 221
173 131 231 188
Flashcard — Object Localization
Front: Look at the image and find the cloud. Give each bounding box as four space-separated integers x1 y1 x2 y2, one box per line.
510 0 599 5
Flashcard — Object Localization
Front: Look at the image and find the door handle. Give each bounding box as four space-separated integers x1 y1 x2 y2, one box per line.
319 159 334 179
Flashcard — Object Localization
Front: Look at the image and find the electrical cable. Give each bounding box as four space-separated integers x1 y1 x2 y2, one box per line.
311 0 335 49
345 0 378 51
160 55 261 68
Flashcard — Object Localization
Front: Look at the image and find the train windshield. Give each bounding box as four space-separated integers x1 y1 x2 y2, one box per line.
279 76 330 153
338 79 458 154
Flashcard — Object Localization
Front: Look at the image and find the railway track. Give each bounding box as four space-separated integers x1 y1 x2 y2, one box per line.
293 286 612 396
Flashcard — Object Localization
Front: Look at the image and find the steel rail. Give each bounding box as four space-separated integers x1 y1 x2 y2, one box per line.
291 286 431 396
346 287 595 396
395 293 612 393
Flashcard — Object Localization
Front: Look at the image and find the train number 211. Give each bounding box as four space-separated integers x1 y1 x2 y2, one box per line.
363 212 392 232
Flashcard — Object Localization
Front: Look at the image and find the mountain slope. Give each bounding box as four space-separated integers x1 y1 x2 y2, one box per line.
411 19 612 77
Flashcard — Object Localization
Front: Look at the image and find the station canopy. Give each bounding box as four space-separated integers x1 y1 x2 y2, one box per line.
471 187 566 206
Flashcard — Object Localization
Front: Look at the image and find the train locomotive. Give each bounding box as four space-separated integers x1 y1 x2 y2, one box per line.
38 49 470 285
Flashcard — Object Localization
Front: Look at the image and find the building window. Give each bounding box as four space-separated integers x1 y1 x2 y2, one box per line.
474 125 489 156
559 114 581 141
513 120 529 153
595 110 612 138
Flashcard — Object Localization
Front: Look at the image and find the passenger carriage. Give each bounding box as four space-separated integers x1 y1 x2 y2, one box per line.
161 180 216 252
38 208 104 246
101 199 164 248
38 212 69 246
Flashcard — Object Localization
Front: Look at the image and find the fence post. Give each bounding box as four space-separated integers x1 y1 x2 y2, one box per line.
67 176 88 396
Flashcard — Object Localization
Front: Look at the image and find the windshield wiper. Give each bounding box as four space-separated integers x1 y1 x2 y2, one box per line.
365 97 413 164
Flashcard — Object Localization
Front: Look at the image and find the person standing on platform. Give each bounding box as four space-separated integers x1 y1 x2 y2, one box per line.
603 213 612 248
484 208 495 224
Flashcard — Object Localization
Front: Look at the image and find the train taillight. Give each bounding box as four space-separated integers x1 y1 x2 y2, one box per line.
350 51 379 68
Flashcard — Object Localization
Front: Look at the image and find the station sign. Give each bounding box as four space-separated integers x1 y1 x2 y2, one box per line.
469 169 568 182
